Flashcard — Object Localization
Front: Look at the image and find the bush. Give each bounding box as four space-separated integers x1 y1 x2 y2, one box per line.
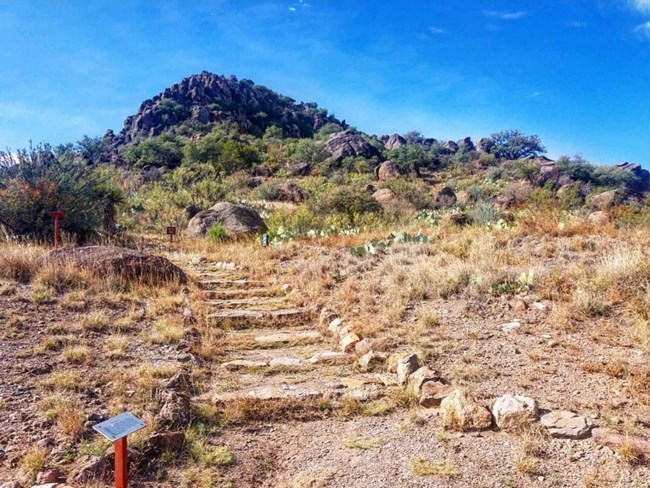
206 223 227 243
0 143 121 241
313 187 382 225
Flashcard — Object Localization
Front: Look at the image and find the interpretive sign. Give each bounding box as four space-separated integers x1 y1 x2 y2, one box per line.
166 226 176 235
93 412 145 442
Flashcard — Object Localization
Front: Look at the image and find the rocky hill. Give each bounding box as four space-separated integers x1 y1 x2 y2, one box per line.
104 71 345 151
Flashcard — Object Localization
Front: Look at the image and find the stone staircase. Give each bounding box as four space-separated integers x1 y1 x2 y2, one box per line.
188 260 390 409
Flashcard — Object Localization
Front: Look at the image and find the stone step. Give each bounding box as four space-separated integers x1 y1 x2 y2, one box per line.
227 328 324 348
206 308 312 329
203 296 290 309
201 288 282 299
198 279 267 290
212 375 387 404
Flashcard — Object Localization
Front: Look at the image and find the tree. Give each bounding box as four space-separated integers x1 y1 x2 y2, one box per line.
0 142 122 240
487 130 546 160
122 134 185 168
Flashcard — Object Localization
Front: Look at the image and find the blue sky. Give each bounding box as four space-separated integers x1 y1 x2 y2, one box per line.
1 0 649 166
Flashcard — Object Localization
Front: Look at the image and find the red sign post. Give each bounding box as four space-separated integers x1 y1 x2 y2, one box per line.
93 412 145 488
166 226 177 245
48 211 65 249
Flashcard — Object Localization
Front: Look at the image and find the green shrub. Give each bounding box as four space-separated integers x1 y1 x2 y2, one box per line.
314 187 382 225
0 143 121 241
206 223 227 243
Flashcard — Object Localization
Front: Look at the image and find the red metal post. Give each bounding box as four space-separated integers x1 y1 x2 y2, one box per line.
53 216 60 249
115 436 128 488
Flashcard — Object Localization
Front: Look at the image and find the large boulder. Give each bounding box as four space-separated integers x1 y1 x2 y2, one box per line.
374 161 400 181
285 161 311 176
434 187 457 208
326 131 380 162
440 140 459 154
372 188 396 203
187 202 267 238
457 137 475 152
47 246 187 285
589 190 619 210
616 162 650 192
384 133 406 151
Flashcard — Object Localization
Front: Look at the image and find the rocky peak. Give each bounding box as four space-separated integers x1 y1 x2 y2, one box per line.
106 72 345 151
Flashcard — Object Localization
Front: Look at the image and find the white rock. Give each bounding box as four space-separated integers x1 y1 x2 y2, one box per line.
492 394 539 430
397 353 420 385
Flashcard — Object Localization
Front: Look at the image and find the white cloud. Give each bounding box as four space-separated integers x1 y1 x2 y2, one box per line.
428 26 446 34
288 6 296 11
567 20 587 28
530 91 540 98
634 20 650 38
483 10 527 20
630 0 650 13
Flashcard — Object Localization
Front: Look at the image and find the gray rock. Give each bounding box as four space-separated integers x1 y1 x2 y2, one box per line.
326 131 380 162
397 354 420 386
373 188 396 203
375 161 400 181
384 133 406 150
492 395 539 430
434 186 457 208
159 391 191 427
286 161 311 176
67 455 109 483
357 351 387 372
408 366 439 396
541 410 592 439
186 202 267 238
419 381 454 408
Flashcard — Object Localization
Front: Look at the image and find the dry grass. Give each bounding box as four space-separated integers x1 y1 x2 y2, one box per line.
220 397 333 424
42 371 87 392
342 437 383 449
410 457 460 478
19 445 48 481
61 345 91 364
80 310 110 331
105 333 129 358
149 317 185 344
514 456 538 475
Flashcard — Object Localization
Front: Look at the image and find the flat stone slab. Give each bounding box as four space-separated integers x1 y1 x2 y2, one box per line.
222 359 269 371
308 351 352 364
254 331 321 346
213 379 335 403
199 279 266 289
202 288 281 298
592 428 650 455
204 297 288 308
207 308 311 328
541 410 593 439
269 357 308 367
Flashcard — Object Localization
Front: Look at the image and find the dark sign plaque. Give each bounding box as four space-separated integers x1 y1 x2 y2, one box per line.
166 227 177 235
92 412 145 442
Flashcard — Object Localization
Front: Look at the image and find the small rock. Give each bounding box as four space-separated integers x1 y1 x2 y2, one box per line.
357 351 386 372
67 455 109 483
281 283 293 293
158 391 191 427
35 468 63 484
397 354 420 386
143 431 185 457
531 302 549 313
419 381 454 408
328 318 343 335
408 366 439 396
387 352 407 373
354 338 374 356
540 410 592 439
319 309 337 327
343 384 385 402
440 389 493 431
592 428 650 455
513 300 527 313
492 395 539 430
340 333 361 353
163 371 193 393
500 320 521 333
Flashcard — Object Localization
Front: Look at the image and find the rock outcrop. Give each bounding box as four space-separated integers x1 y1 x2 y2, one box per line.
375 161 400 181
326 131 381 162
384 133 406 151
47 246 187 285
106 72 345 153
187 202 267 238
